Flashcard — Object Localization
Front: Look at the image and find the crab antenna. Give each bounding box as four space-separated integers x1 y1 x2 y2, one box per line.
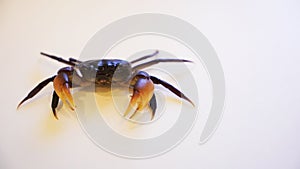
40 52 76 66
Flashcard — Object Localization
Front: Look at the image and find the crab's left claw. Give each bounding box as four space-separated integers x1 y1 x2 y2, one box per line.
53 71 75 111
124 72 156 120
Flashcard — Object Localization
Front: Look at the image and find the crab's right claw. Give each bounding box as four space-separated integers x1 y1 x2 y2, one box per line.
124 74 155 120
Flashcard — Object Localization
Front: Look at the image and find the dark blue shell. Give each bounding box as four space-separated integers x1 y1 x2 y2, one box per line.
76 59 132 87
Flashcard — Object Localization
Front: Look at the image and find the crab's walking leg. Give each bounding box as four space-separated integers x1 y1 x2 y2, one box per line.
124 71 156 120
17 75 56 108
69 57 82 64
132 58 192 71
130 50 159 64
150 76 195 106
51 91 59 119
148 94 157 120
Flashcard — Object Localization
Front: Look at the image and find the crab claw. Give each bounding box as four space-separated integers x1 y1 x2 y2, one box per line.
124 72 155 120
53 72 75 111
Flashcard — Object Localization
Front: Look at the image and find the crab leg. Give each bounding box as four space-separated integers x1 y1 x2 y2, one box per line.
69 57 82 64
17 75 56 108
132 58 192 71
148 94 157 119
51 91 60 119
130 50 159 64
150 76 194 106
40 52 76 66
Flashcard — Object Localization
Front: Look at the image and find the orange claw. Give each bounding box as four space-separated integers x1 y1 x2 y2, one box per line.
124 75 155 120
53 73 75 111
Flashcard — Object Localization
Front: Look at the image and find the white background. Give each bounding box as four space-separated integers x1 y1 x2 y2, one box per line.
1 0 300 169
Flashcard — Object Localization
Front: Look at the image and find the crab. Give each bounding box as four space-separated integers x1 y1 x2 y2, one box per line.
18 51 194 120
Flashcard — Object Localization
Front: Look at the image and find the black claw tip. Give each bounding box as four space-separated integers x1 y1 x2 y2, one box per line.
52 109 59 120
17 100 25 109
